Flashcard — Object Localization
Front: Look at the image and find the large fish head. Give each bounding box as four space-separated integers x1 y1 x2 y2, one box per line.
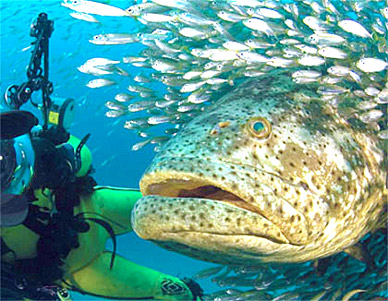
132 74 386 264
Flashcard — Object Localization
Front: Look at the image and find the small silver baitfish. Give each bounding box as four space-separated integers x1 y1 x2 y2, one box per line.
132 72 386 265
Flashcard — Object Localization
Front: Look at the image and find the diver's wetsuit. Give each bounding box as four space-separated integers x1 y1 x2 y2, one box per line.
1 136 201 300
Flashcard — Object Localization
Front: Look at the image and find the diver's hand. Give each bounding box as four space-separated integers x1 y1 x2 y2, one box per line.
181 278 204 301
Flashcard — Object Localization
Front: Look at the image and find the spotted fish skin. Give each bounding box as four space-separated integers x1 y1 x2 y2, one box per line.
132 72 386 264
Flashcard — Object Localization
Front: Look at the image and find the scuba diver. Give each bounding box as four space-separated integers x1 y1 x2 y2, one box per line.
1 13 203 300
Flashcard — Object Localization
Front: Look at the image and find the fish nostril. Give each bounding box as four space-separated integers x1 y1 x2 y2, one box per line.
218 121 230 128
209 121 230 135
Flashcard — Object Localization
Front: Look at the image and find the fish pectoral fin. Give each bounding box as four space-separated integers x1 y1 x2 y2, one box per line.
343 243 374 268
374 201 387 230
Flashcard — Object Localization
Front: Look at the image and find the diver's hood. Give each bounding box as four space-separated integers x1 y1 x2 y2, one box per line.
1 109 37 227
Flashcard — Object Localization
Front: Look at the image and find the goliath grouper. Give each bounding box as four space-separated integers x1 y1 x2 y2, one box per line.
132 73 386 265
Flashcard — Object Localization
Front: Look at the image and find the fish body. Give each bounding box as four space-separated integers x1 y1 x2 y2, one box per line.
356 58 388 73
61 0 129 17
140 13 176 23
78 58 122 76
89 34 139 45
243 18 274 36
69 11 99 23
86 78 115 88
132 72 386 264
125 3 163 17
338 20 372 38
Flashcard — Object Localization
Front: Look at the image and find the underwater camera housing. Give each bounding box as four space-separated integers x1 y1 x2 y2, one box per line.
47 97 75 131
29 96 77 190
29 97 77 189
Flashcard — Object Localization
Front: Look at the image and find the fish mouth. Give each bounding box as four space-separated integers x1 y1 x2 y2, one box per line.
133 166 310 260
147 181 266 217
133 156 311 262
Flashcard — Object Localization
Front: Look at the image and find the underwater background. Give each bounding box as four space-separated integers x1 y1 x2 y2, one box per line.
1 0 387 300
1 0 219 299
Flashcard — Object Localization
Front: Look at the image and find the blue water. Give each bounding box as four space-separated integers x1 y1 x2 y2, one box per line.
1 0 219 299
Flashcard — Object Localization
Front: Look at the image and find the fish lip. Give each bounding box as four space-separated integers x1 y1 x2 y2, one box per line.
140 156 310 245
141 176 265 216
163 229 289 245
140 161 275 219
148 234 289 265
138 175 292 244
135 194 291 246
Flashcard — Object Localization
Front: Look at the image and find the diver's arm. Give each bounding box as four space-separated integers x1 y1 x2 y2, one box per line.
65 251 196 300
84 186 142 235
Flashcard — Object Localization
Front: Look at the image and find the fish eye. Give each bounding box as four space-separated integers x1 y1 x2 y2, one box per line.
237 52 246 58
246 117 271 139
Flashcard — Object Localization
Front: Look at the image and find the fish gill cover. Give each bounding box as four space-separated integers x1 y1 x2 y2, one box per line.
1 0 387 300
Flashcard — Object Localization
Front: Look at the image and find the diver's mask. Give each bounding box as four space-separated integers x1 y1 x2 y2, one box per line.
0 110 38 227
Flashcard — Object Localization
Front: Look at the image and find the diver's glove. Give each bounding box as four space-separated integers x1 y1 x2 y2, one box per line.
181 277 204 300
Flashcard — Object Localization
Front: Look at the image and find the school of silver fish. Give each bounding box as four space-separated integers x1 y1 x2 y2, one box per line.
62 0 387 152
194 228 386 300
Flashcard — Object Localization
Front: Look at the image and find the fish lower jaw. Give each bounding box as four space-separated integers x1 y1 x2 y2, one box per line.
139 170 310 245
134 223 319 264
132 193 341 263
155 229 290 246
152 232 294 263
132 194 289 241
131 191 317 264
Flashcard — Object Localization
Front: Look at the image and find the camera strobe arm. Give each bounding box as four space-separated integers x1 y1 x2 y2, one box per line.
5 13 54 129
